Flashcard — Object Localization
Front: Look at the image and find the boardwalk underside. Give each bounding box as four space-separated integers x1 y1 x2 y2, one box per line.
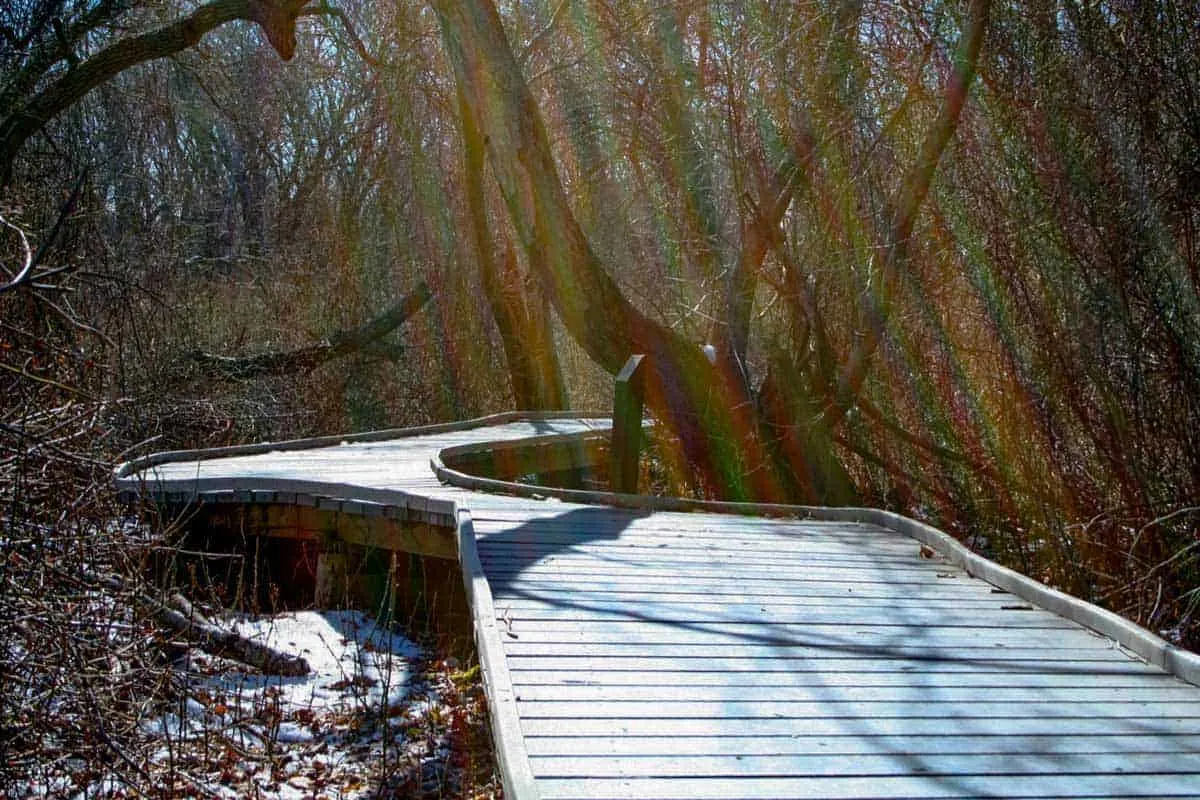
118 415 1200 799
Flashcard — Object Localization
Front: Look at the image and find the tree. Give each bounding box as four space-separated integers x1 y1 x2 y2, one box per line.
459 86 567 411
431 0 990 502
0 0 350 185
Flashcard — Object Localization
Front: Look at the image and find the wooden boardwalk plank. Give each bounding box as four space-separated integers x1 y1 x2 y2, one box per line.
490 579 1016 599
480 564 978 582
497 590 1019 607
522 715 1200 738
510 669 1178 687
528 751 1200 778
506 655 1162 672
493 603 1075 628
512 684 1198 703
524 732 1200 756
493 625 1112 647
534 773 1200 799
513 698 1200 719
479 546 947 568
502 642 1146 659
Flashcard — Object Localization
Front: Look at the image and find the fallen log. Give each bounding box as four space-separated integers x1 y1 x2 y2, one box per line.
155 600 309 677
81 570 309 677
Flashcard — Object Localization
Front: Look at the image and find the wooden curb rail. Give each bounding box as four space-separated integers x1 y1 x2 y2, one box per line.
457 509 539 799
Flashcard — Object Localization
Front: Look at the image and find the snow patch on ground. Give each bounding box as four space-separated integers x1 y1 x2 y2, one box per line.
150 610 422 741
33 608 495 799
138 610 432 799
221 609 421 716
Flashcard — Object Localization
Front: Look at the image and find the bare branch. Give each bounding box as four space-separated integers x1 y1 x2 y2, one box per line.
518 0 570 67
302 2 380 67
1 1 308 183
1 170 85 294
830 0 992 425
187 281 433 381
0 360 100 401
0 211 32 285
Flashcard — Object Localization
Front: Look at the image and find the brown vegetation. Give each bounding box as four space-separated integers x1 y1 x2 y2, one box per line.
3 0 1199 793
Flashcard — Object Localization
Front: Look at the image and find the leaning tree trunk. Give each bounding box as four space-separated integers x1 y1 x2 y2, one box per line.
458 87 567 411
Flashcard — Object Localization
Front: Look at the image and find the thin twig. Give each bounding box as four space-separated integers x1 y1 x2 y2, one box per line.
0 171 85 293
519 0 570 67
0 210 33 283
1128 506 1200 561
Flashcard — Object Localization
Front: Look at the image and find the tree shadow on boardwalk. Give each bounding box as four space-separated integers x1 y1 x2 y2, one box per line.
474 505 651 591
471 505 1200 798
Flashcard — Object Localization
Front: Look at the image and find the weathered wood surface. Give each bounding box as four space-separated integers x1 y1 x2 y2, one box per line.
118 415 1200 799
609 354 646 494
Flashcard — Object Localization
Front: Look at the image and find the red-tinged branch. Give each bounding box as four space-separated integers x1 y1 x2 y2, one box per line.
1 0 315 185
830 0 992 426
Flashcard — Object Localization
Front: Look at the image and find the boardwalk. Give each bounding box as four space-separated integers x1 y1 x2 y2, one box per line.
118 414 1200 799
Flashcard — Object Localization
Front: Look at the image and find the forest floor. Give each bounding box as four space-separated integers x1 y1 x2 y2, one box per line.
30 610 500 799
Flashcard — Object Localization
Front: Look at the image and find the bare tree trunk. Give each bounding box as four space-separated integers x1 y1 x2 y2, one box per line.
433 0 788 500
458 87 566 410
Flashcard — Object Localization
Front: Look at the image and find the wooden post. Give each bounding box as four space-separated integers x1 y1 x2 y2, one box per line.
610 354 646 494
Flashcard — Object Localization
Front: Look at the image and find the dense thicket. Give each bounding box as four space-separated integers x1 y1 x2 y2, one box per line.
3 0 1199 789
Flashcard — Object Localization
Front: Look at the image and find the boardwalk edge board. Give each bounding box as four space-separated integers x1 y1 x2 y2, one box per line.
456 510 541 800
112 412 606 525
113 410 610 479
428 426 1200 689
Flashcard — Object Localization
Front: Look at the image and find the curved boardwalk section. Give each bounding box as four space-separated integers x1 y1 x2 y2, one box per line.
119 415 1200 799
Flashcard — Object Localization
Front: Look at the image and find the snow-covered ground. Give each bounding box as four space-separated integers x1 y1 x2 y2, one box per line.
28 606 497 799
144 610 433 798
154 610 421 739
98 609 474 799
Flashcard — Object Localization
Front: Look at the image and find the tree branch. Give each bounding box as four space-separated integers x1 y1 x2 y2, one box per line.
829 0 992 426
0 170 85 294
0 1 125 115
1 0 309 184
517 0 570 67
187 281 432 381
304 2 380 67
